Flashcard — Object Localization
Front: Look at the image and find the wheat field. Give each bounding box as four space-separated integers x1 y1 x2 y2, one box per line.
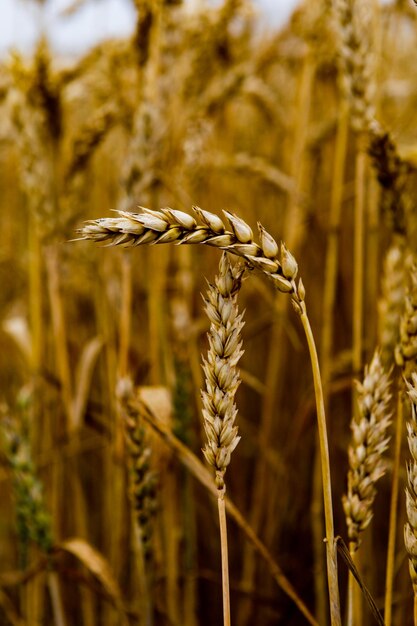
1 1 417 625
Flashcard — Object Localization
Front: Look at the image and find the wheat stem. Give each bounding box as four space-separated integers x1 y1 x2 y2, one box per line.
218 489 231 626
300 309 341 626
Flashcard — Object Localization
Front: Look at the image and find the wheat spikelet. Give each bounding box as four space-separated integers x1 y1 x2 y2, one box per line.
76 206 306 308
342 351 392 552
405 374 417 593
201 252 245 490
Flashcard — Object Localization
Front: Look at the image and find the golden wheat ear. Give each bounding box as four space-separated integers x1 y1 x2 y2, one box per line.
343 350 392 553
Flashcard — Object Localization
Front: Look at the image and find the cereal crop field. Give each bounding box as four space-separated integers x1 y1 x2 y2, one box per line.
1 1 417 625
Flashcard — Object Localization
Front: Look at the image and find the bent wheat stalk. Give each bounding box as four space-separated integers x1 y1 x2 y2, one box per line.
77 205 341 626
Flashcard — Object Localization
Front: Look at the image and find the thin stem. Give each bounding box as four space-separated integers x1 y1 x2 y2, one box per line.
346 546 360 626
45 245 73 433
317 101 349 626
47 570 67 626
414 592 417 626
300 308 341 626
118 252 132 380
218 488 231 626
384 392 404 625
353 138 366 378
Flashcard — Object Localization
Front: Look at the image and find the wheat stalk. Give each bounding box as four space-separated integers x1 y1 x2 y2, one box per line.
200 252 245 626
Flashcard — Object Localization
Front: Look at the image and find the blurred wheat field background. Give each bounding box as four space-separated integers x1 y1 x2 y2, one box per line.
1 0 417 625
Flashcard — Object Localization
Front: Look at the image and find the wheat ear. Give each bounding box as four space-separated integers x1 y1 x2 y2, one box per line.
0 412 67 626
201 252 245 626
343 350 392 552
117 378 158 625
76 206 305 303
77 206 341 626
405 374 417 624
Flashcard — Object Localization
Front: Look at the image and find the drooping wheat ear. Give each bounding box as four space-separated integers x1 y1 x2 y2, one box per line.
117 379 158 562
395 265 417 379
334 0 377 134
342 350 392 553
378 239 407 366
77 206 305 307
0 413 53 559
405 374 417 605
201 252 245 491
